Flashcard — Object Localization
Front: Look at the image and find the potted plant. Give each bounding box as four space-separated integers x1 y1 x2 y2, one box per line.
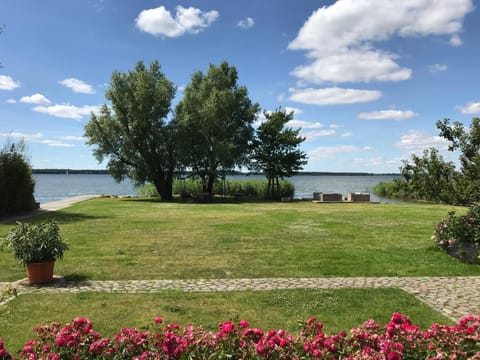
1 219 69 284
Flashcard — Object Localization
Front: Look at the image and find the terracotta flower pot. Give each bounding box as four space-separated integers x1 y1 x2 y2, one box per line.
26 261 55 284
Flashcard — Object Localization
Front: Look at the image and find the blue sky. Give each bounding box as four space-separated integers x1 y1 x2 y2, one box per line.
1 0 479 173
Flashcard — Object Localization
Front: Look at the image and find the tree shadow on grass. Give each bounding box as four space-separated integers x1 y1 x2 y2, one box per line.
63 273 90 282
123 196 282 205
0 210 105 226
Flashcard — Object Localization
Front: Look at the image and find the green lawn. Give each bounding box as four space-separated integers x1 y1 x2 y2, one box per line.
1 198 477 281
0 288 452 353
0 198 476 353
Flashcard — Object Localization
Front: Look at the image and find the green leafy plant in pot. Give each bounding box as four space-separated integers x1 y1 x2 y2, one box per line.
1 219 69 284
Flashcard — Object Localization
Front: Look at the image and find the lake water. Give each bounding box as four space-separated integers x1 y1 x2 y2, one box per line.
33 173 400 204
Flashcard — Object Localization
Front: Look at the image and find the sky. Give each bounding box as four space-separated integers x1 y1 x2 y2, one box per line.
1 0 479 173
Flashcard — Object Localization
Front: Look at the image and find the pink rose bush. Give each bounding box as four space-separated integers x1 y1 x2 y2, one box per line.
0 339 13 360
0 313 479 359
432 206 480 264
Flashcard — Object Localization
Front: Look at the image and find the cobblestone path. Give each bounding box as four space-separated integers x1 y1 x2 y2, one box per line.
1 276 479 322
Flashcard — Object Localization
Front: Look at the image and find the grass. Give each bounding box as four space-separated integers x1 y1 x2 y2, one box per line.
1 198 477 281
0 288 452 353
0 198 476 352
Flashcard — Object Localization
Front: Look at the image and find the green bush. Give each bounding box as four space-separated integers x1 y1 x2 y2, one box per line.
0 141 36 216
1 219 69 265
372 179 410 200
432 206 480 264
137 178 295 200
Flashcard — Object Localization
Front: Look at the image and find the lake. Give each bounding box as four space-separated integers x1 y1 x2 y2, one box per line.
33 173 400 204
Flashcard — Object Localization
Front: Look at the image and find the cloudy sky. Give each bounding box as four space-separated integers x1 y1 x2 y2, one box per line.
1 0 478 172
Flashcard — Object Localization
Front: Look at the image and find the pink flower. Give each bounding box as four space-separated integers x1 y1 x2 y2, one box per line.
220 321 234 334
239 320 249 328
154 317 163 324
387 351 402 360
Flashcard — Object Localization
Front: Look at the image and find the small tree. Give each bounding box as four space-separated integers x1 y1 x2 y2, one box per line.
84 61 177 200
0 140 36 215
400 148 459 203
378 117 480 205
174 62 259 197
251 109 307 198
437 117 480 201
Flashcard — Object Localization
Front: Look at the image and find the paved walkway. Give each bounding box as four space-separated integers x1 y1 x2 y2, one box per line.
1 276 479 321
0 195 100 224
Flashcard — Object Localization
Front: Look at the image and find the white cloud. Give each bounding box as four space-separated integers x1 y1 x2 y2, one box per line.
395 130 449 151
304 129 336 141
329 124 344 129
353 156 398 168
287 119 323 129
288 0 473 84
59 78 95 94
428 63 448 73
290 49 412 84
309 145 365 160
40 139 75 147
0 131 43 140
449 34 463 46
33 104 100 120
20 93 51 105
0 75 21 90
0 131 80 147
289 87 381 105
6 99 16 104
237 17 255 29
456 101 480 114
135 5 219 37
341 132 353 137
358 109 418 120
58 135 85 141
284 106 303 115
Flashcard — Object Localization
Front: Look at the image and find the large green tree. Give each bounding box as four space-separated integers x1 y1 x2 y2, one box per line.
84 61 177 200
174 62 259 196
251 109 307 197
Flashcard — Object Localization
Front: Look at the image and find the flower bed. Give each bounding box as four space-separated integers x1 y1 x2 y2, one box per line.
0 313 479 359
432 206 480 264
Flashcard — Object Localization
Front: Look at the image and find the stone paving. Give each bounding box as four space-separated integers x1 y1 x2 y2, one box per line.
1 276 479 321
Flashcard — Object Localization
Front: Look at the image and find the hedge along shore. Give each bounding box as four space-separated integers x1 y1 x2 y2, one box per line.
1 196 479 322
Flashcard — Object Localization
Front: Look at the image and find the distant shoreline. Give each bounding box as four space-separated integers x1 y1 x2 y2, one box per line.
32 169 400 176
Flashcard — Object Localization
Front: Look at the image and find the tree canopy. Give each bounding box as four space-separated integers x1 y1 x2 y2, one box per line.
84 61 177 200
251 109 307 197
380 117 480 205
174 61 259 196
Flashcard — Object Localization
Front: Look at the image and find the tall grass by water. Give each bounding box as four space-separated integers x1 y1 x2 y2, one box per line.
137 178 295 199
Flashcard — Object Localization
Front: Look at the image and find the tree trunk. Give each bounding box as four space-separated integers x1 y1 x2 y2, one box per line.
267 177 273 198
154 177 173 201
206 173 215 200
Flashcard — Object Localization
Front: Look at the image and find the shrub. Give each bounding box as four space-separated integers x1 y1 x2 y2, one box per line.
1 313 479 359
432 206 480 264
0 140 36 216
1 220 69 265
372 179 410 200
